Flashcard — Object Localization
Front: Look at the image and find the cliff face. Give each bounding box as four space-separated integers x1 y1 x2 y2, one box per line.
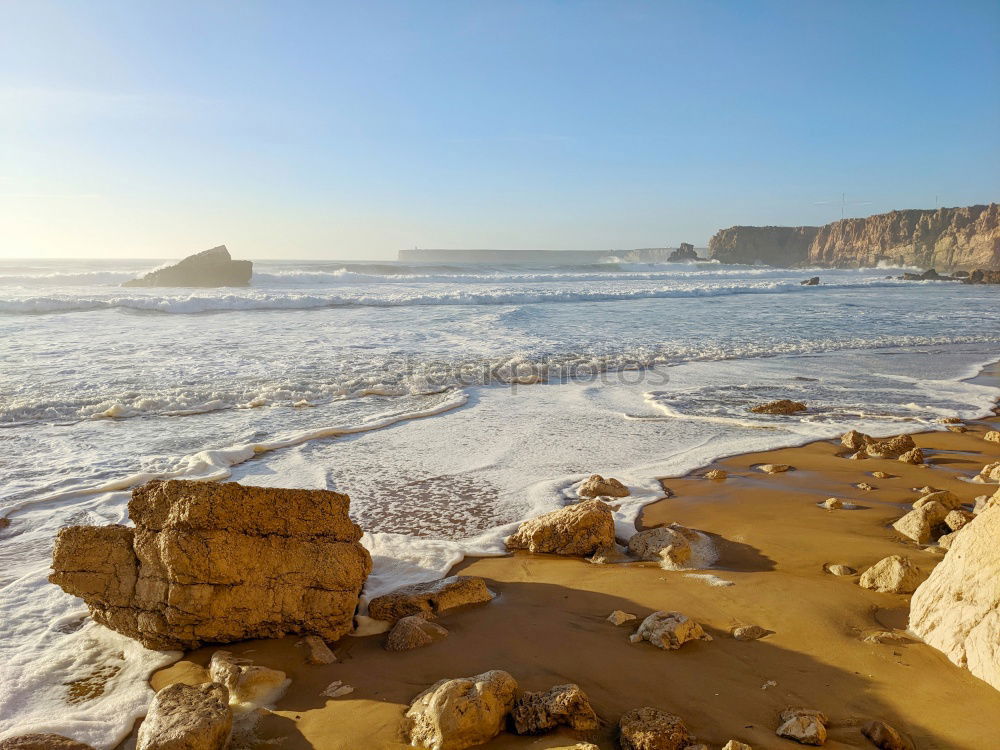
709 204 1000 271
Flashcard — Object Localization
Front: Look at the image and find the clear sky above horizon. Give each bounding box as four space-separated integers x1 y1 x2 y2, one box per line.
2 1 998 260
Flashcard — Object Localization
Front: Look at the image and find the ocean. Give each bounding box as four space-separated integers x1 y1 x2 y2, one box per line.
1 257 999 745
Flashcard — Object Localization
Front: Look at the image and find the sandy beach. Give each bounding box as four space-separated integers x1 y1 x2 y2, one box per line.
142 402 1000 750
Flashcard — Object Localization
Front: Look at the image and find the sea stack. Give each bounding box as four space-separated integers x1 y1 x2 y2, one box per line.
123 245 252 287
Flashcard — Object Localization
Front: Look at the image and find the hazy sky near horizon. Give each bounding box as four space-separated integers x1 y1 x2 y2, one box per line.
2 1 999 260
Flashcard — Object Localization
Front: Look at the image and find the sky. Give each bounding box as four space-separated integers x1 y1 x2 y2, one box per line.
1 1 998 260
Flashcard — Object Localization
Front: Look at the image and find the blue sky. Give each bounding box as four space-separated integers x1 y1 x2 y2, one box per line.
1 1 998 259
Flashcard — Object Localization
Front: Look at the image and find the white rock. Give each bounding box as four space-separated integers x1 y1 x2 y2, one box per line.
859 555 923 594
137 682 232 750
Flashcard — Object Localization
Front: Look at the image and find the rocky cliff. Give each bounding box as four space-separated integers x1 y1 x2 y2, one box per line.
709 204 1000 271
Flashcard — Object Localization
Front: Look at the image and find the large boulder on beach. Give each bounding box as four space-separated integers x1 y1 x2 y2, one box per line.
892 501 948 544
909 504 1000 691
123 246 252 288
618 706 692 750
401 670 518 750
510 683 599 734
49 480 371 650
368 575 494 623
840 431 916 459
136 682 232 750
506 499 616 556
859 555 923 594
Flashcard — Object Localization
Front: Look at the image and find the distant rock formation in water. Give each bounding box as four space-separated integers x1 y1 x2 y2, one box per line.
667 243 698 262
397 247 706 264
123 245 252 287
709 204 999 271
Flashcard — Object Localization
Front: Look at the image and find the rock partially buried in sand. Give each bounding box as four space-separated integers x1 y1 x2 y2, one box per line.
821 498 844 510
627 524 701 567
629 611 712 650
897 447 924 465
862 719 914 750
298 634 337 665
909 503 1000 691
0 737 96 750
209 650 289 709
862 630 912 645
859 555 923 594
402 669 518 750
506 499 616 557
367 575 494 623
579 474 630 498
385 614 449 651
757 463 791 474
871 471 892 479
892 501 948 544
984 430 1000 444
322 680 354 698
722 742 753 750
510 683 599 734
704 469 727 481
749 399 807 415
775 708 827 745
731 624 773 641
856 482 874 491
137 682 232 750
48 480 372 650
825 564 856 576
947 425 968 433
618 706 693 750
608 609 638 626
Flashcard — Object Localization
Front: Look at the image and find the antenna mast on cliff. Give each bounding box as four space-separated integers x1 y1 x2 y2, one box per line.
814 194 872 221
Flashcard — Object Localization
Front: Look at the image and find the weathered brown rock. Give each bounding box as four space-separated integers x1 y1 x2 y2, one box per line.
912 490 961 511
401 670 517 750
506 500 616 557
49 480 371 650
909 504 1000 691
821 498 844 510
510 683 599 734
859 555 923 594
619 707 692 750
629 611 712 650
627 524 699 567
840 431 918 460
944 509 975 532
704 469 727 481
897 447 924 465
385 614 449 651
757 463 791 474
136 682 232 750
367 575 494 623
579 474 630 498
749 399 807 415
732 624 773 641
862 719 914 750
709 204 1000 271
607 609 638 626
964 268 1000 283
892 501 948 544
776 708 827 745
209 650 288 708
984 430 1000 443
123 246 252 288
298 634 337 665
0 736 96 750
721 742 753 750
977 461 1000 483
825 564 856 576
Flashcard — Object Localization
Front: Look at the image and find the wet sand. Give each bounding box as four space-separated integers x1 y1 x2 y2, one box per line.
149 412 1000 749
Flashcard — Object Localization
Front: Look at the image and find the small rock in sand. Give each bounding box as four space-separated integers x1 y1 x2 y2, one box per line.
898 447 924 465
579 473 630 498
938 417 962 424
510 683 599 734
820 498 844 510
722 742 753 750
757 463 791 474
912 490 961 511
619 706 692 750
704 469 727 481
627 523 700 567
297 634 336 664
912 485 937 495
984 430 1000 443
856 482 874 491
506 499 616 557
862 630 911 645
137 682 232 750
608 609 638 626
322 680 354 699
947 425 968 433
385 613 449 651
825 564 856 576
776 708 828 746
0 736 96 750
368 575 494 623
871 471 892 479
944 509 974 532
859 555 923 594
862 719 915 750
209 650 288 709
732 624 773 641
402 670 517 750
749 399 807 415
630 611 712 650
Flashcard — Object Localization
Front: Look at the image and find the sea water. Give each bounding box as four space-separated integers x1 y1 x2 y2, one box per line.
1 258 999 745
